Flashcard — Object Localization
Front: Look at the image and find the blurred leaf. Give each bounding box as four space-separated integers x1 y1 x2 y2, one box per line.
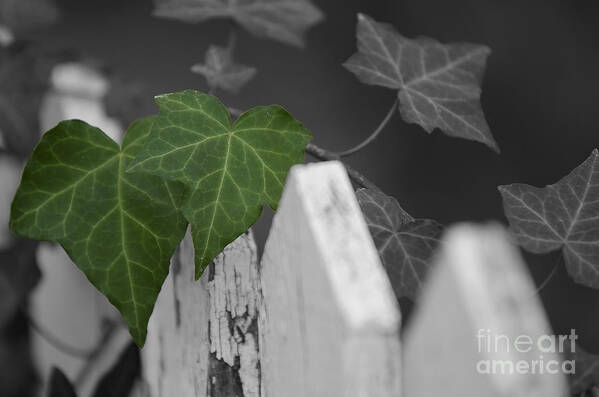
344 13 498 152
0 238 40 328
9 118 189 346
0 153 21 248
564 343 599 395
191 44 256 93
0 43 51 157
104 75 151 125
0 297 38 397
92 342 140 397
128 90 312 279
0 0 60 34
356 189 442 300
153 0 324 47
499 149 599 289
48 368 77 397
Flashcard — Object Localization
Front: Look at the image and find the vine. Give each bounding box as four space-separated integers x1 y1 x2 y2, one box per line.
4 1 599 395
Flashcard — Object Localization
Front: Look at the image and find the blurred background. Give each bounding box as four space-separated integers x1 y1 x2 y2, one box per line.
0 0 598 395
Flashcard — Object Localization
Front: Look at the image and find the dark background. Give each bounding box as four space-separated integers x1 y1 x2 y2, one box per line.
27 0 599 349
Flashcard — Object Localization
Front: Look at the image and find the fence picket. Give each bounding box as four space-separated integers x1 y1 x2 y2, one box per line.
143 230 261 396
403 224 567 397
259 161 402 397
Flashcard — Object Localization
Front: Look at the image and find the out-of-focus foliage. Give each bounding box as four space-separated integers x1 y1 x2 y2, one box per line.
91 342 140 397
48 368 77 397
356 188 442 300
47 342 140 397
0 0 60 35
153 0 324 47
191 44 256 93
0 43 53 157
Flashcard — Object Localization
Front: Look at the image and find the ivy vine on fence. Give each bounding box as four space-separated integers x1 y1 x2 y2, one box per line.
6 3 599 393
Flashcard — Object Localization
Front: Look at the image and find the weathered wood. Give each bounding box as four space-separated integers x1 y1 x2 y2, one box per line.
403 224 567 397
259 161 402 397
143 230 260 397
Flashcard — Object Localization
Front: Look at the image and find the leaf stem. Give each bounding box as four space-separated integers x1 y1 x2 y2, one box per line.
226 26 238 56
338 98 398 157
529 253 562 298
305 143 382 192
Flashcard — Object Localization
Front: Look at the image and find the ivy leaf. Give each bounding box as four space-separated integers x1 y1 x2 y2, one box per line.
128 90 312 278
191 45 257 94
9 117 188 346
356 188 443 300
153 0 324 47
564 344 599 395
499 149 599 288
344 13 498 152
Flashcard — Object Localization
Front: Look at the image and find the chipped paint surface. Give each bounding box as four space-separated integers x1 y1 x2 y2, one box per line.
142 230 261 397
208 232 261 396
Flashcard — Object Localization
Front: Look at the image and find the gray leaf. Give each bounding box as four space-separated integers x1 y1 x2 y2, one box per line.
357 188 443 300
344 13 498 152
191 45 257 93
153 0 324 47
499 149 599 288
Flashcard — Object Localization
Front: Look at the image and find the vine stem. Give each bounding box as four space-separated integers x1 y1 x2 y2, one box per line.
528 253 562 298
227 106 382 192
305 143 382 192
338 98 398 157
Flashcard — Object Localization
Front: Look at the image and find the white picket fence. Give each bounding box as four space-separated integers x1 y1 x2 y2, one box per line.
27 63 568 396
141 161 568 397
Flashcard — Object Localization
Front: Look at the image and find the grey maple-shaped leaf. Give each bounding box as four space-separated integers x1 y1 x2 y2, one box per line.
153 0 324 47
499 149 599 288
191 45 256 94
10 117 189 346
564 343 599 394
344 13 498 152
356 188 443 300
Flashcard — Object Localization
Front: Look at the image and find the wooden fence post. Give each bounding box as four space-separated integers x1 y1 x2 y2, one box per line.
259 161 402 397
143 230 261 397
403 224 567 397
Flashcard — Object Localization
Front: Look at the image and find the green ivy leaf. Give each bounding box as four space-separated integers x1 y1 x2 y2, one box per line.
356 188 443 300
499 149 599 288
191 45 257 94
153 0 324 47
344 13 498 152
128 90 312 278
10 117 188 346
